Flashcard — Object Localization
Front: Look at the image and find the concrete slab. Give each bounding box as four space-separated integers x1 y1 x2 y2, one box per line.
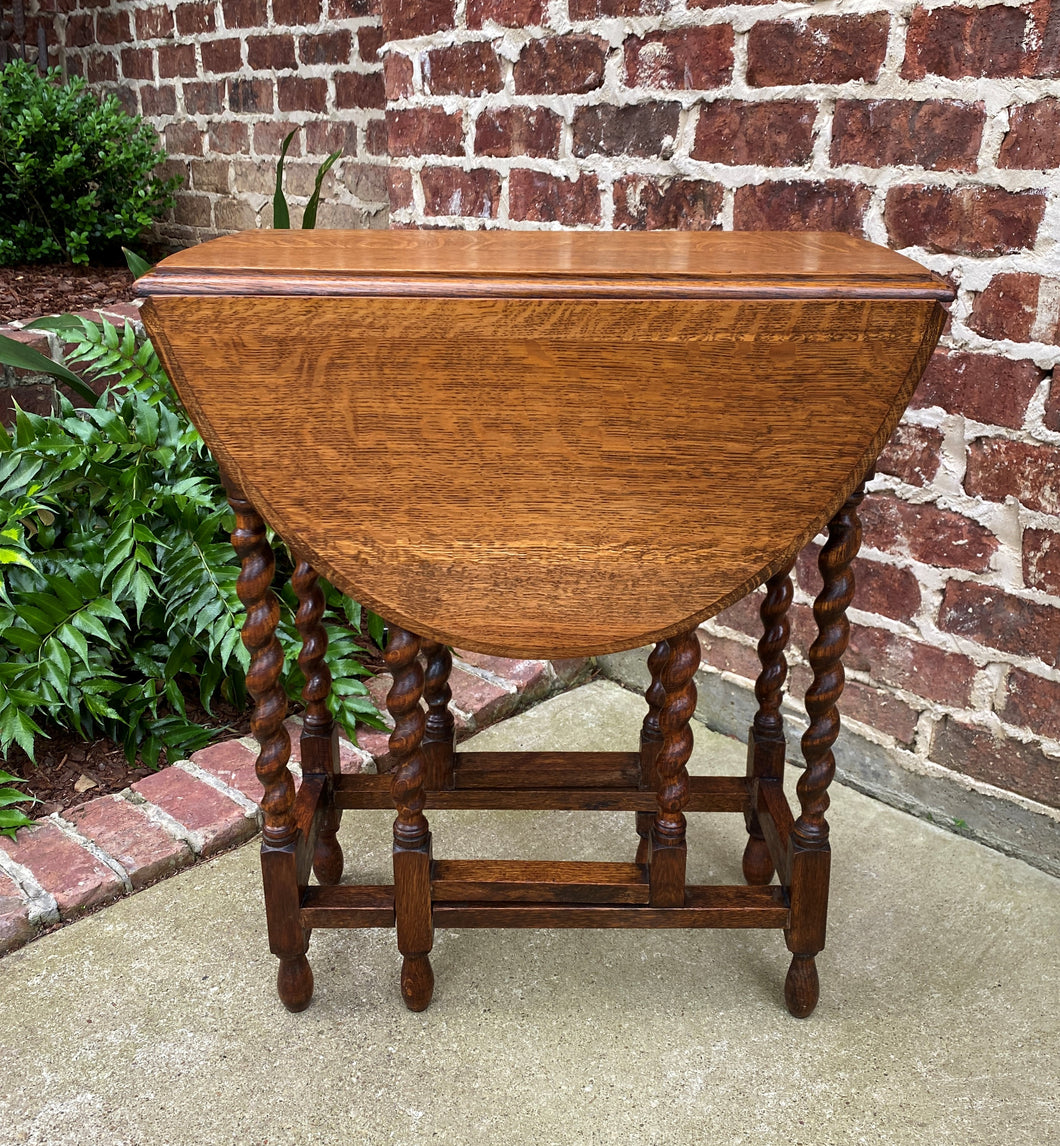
1 681 1057 1145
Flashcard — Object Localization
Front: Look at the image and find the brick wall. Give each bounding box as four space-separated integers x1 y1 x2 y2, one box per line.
51 0 390 244
43 0 1060 870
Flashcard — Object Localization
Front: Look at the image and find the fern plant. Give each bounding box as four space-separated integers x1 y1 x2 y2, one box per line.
0 316 384 768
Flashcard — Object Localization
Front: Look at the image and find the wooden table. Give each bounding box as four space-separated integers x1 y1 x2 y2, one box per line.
138 230 951 1017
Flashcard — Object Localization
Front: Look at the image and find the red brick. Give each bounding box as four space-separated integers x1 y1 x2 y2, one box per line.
877 423 943 488
623 26 733 90
273 0 322 19
358 25 386 64
967 273 1042 342
453 650 551 698
65 12 93 47
0 821 122 918
1030 0 1060 77
175 2 216 34
573 102 681 158
966 437 1060 516
191 739 262 803
335 70 386 109
903 3 1029 80
692 99 815 166
120 47 154 80
691 0 772 6
0 870 36 953
208 121 249 155
222 0 268 26
939 580 1060 668
95 10 130 44
1002 667 1060 740
133 767 256 856
747 14 889 86
253 120 300 156
1 386 54 422
861 493 997 572
172 192 213 226
548 657 593 687
300 30 353 67
330 0 373 13
912 350 1044 429
228 76 273 115
514 35 608 96
696 630 760 680
158 42 196 78
613 175 723 230
798 545 922 622
509 170 601 225
388 166 414 210
845 626 975 707
468 0 545 27
135 5 173 39
569 0 666 13
1023 528 1060 596
733 180 869 233
421 166 501 219
998 98 1060 170
248 34 296 71
425 41 503 96
930 716 1059 808
141 83 177 116
382 0 455 39
64 796 193 889
842 680 919 745
191 158 232 192
184 80 225 115
885 184 1046 256
383 53 414 100
278 76 328 113
448 666 516 726
365 118 389 156
166 121 205 156
202 37 243 73
831 99 984 172
475 107 561 158
305 120 358 156
86 52 118 84
387 107 464 157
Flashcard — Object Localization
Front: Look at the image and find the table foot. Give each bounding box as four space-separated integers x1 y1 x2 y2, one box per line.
741 834 775 886
784 954 819 1018
277 953 314 1012
401 954 434 1012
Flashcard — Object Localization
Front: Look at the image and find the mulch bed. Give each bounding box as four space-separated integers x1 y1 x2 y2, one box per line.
0 262 136 324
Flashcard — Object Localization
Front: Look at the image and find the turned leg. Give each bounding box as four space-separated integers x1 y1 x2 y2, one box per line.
785 482 864 1018
743 562 794 886
292 558 344 886
649 629 699 907
421 640 455 790
636 640 668 864
386 624 434 1011
227 479 312 1013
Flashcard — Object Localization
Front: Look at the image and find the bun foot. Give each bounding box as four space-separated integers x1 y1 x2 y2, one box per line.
742 835 775 885
313 830 344 886
784 954 819 1018
277 953 314 1012
400 955 434 1012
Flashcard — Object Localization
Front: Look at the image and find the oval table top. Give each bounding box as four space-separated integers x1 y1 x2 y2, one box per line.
139 230 951 657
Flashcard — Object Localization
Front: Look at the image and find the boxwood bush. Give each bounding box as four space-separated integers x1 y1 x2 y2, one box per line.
0 60 180 266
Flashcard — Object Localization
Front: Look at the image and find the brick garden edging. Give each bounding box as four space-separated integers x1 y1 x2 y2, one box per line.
0 651 592 956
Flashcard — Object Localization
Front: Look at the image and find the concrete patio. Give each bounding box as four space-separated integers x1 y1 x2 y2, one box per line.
1 680 1057 1145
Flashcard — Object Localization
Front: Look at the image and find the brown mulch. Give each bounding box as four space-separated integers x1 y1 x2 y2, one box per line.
0 263 136 324
3 693 254 820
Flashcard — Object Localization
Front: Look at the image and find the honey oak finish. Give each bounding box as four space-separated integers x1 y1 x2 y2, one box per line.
138 229 951 1018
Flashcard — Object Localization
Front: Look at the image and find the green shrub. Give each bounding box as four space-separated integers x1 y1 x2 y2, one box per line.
0 317 385 768
0 60 180 266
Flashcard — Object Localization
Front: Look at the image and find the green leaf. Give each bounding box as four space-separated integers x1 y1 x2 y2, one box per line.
57 623 92 670
273 129 296 229
123 246 154 279
0 548 34 569
302 149 341 230
0 333 98 402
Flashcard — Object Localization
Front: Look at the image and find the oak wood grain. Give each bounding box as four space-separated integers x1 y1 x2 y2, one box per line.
430 859 650 904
